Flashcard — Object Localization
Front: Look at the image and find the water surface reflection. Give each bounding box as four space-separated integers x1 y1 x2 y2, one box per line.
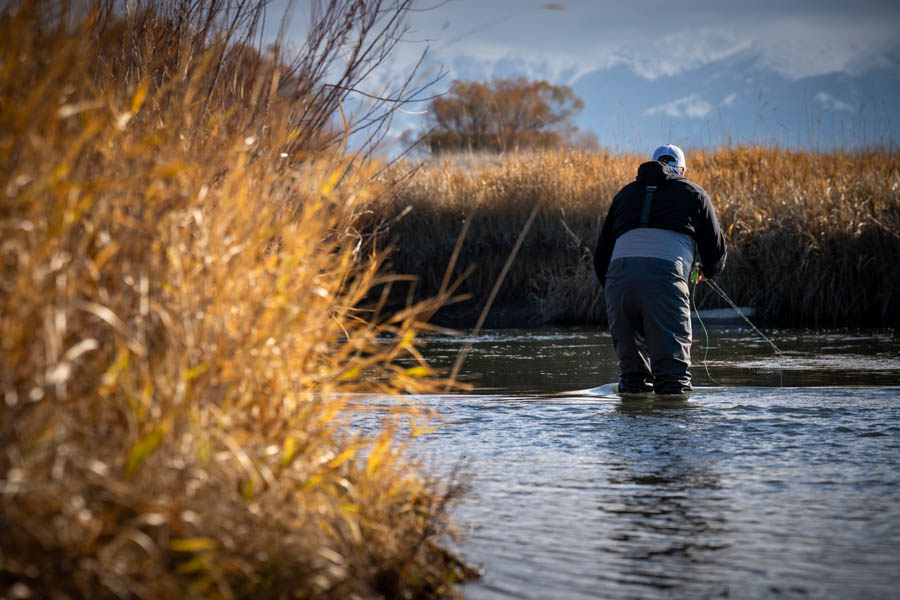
411 329 900 599
600 398 730 595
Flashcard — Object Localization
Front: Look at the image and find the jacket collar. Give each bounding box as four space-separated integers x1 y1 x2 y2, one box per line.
636 160 684 186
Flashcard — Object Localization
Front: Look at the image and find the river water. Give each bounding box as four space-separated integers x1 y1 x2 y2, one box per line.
409 327 900 599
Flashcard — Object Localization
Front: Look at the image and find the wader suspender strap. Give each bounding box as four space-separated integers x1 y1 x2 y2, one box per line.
640 185 657 226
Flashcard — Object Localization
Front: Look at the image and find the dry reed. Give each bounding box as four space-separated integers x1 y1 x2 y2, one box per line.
377 147 900 327
1 1 473 598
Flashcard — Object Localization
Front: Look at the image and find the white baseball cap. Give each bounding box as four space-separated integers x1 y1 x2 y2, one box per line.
652 144 686 169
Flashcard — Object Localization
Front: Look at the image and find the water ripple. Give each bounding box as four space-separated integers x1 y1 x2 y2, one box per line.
411 330 900 599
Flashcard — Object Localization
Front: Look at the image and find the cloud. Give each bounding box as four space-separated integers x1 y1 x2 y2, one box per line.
415 23 752 85
382 1 900 85
644 94 712 119
721 93 738 107
815 92 853 112
622 29 752 81
268 0 900 101
751 16 899 79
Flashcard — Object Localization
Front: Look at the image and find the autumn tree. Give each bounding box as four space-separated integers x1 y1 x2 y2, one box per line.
423 77 588 153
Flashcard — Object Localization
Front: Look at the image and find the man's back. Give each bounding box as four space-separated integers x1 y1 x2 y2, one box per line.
594 160 727 286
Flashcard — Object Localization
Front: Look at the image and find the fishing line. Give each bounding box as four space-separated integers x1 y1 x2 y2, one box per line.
702 278 782 354
691 278 725 386
690 270 783 386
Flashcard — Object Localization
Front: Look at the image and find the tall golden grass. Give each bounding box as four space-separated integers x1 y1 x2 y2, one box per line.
1 1 473 597
378 147 900 327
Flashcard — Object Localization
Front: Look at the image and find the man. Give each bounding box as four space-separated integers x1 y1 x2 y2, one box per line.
594 144 727 394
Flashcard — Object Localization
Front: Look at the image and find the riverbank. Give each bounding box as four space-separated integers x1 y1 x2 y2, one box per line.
373 148 900 328
1 3 473 598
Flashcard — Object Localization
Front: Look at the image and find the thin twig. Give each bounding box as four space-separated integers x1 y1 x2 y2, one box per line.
446 205 540 391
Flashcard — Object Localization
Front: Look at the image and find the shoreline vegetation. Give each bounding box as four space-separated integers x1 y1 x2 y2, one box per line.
375 148 900 329
1 1 476 598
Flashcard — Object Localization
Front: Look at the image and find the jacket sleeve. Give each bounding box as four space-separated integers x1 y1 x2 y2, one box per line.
695 192 727 279
593 201 617 287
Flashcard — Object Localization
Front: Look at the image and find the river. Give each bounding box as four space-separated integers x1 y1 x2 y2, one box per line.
409 327 900 599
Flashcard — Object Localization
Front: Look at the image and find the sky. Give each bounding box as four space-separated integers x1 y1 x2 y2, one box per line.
272 0 900 153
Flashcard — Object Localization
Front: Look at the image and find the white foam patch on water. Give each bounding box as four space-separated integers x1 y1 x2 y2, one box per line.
719 353 900 371
445 332 601 344
559 383 620 398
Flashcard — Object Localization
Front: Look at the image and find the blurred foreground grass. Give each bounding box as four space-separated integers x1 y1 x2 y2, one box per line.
1 1 473 597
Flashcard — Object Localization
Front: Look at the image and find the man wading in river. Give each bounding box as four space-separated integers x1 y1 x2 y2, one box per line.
594 144 727 394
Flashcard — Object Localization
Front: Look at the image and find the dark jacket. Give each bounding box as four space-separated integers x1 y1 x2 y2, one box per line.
594 160 727 287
